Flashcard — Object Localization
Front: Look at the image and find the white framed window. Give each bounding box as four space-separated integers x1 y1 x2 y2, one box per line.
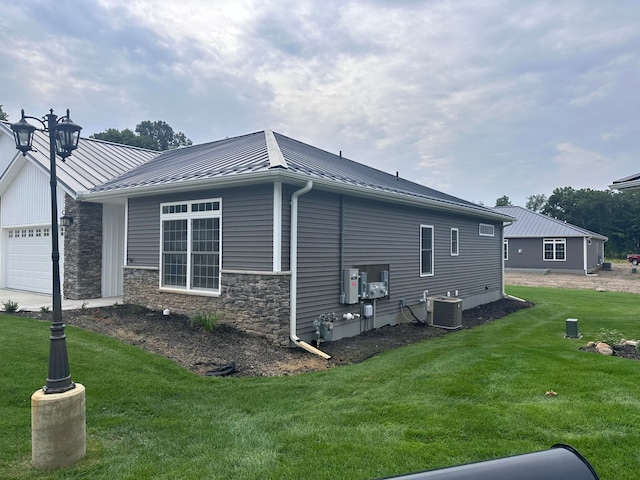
450 228 459 256
543 238 566 261
160 199 222 293
479 223 495 237
504 239 509 261
420 225 434 276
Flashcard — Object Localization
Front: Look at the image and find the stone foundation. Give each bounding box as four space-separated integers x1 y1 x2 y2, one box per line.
63 196 102 300
123 267 291 346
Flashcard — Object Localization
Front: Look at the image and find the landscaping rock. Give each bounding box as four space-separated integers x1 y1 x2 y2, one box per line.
596 342 613 356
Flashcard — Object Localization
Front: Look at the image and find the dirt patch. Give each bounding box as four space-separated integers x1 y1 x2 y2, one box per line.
15 263 638 377
15 298 531 377
505 262 640 293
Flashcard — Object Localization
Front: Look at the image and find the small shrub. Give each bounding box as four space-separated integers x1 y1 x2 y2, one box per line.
2 300 19 313
40 306 51 313
189 312 219 332
598 328 625 346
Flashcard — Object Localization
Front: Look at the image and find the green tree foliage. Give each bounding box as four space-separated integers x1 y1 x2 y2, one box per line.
495 195 512 206
540 186 640 258
0 104 8 121
525 193 547 212
90 120 192 151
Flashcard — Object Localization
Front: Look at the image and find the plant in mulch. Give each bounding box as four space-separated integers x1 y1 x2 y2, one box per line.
189 311 219 332
597 328 625 346
2 299 19 313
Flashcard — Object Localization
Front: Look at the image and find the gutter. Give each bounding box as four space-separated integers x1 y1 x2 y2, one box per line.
289 181 331 359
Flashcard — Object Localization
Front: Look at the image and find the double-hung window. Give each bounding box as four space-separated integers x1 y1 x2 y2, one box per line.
160 199 222 293
450 228 459 256
420 225 434 276
543 238 565 261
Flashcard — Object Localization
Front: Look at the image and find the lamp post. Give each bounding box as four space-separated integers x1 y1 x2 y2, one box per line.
11 108 86 469
11 109 82 394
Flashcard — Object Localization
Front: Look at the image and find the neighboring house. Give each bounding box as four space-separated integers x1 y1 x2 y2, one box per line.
0 121 159 298
78 130 514 350
610 172 640 192
494 205 607 274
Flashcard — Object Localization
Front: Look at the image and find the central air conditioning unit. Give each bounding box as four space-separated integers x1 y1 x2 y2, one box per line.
427 296 462 330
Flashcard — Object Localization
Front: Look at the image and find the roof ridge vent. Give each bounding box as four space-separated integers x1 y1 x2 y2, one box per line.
265 130 288 169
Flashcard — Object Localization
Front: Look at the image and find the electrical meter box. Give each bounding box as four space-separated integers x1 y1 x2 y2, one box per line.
343 269 360 304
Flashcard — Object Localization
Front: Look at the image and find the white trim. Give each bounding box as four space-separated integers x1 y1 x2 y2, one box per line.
124 198 129 265
420 224 434 277
450 227 459 256
273 182 282 272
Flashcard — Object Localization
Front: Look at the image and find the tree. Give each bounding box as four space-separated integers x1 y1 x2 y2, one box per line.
0 104 7 121
495 195 512 207
525 194 547 212
90 120 192 151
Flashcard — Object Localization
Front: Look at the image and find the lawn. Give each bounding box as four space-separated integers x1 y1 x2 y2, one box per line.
2 286 640 479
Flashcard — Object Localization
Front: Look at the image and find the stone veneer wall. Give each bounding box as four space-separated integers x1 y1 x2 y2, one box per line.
123 267 291 346
63 195 103 300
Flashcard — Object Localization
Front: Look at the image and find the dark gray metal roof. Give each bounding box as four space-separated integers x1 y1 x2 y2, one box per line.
0 121 159 195
84 130 511 221
494 205 608 240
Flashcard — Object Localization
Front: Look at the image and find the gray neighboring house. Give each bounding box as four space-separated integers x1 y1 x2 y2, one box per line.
494 206 607 274
0 121 159 299
79 130 514 350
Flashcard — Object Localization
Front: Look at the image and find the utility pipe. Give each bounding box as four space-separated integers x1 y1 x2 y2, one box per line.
289 181 331 359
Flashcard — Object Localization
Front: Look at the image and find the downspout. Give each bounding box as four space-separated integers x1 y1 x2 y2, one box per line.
290 181 331 359
501 221 512 297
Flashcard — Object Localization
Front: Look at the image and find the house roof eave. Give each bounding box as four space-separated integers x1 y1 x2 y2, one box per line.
79 170 514 222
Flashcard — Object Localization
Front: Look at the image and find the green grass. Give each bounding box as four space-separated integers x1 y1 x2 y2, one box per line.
2 286 640 479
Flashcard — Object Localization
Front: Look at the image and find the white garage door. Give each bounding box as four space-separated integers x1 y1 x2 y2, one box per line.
5 227 53 294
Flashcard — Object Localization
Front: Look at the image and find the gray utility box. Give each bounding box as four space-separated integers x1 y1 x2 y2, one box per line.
427 296 462 330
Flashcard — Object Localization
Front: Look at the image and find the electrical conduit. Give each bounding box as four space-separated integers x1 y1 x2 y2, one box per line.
290 181 331 359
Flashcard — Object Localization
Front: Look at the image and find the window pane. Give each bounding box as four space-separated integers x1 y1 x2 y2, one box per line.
191 218 220 289
163 253 187 286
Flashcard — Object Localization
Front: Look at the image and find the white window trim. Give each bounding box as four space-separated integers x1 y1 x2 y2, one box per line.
479 223 495 237
159 198 222 293
450 228 459 256
504 239 509 261
420 225 434 277
543 238 566 262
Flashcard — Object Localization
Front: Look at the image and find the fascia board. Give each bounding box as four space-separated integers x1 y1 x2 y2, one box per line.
79 170 514 222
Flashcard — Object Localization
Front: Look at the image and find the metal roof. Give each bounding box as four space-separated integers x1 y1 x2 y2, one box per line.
0 121 159 195
494 205 608 240
83 130 511 221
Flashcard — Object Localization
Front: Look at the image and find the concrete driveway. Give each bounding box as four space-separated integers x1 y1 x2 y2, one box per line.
0 289 122 312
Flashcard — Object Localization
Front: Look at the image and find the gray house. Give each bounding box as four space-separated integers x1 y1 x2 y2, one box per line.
80 130 513 353
495 206 607 274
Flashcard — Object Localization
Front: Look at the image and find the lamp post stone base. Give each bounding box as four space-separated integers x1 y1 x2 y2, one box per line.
31 383 86 469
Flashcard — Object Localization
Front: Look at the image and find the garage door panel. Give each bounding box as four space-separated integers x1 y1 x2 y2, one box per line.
6 227 53 294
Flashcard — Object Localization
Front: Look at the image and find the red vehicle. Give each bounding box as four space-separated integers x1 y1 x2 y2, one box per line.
627 254 640 265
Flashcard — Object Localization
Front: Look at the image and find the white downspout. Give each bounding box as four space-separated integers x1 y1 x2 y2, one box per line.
290 181 331 359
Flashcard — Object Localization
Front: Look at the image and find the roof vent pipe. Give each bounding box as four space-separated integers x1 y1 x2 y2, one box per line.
289 181 331 359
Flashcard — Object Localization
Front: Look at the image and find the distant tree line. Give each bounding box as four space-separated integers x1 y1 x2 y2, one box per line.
90 120 192 151
496 188 640 258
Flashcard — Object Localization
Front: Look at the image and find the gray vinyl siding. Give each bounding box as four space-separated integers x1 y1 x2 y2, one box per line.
127 184 274 271
295 191 504 340
505 237 586 271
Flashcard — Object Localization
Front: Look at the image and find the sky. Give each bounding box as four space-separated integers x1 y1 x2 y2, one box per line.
1 0 639 207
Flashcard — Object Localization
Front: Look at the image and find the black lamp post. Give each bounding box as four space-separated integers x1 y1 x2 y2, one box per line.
11 109 82 394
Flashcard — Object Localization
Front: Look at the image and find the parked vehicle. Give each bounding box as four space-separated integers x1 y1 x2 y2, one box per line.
627 254 640 265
